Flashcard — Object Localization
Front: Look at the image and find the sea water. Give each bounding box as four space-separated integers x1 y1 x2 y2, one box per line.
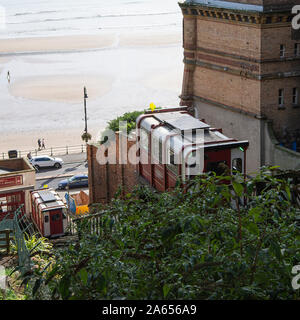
0 0 182 39
0 0 184 149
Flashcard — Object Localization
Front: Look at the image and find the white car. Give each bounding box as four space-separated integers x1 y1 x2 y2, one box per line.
30 156 64 169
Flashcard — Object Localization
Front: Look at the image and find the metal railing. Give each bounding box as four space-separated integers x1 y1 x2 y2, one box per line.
71 211 104 239
0 206 32 272
1 144 87 160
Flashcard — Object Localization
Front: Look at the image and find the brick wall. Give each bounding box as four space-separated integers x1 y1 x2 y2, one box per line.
261 26 299 61
260 26 300 137
87 132 138 205
193 66 261 115
195 19 261 60
261 78 300 136
181 4 300 140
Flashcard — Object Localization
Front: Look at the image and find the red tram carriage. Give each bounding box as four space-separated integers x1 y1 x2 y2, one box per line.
136 108 249 192
30 188 68 238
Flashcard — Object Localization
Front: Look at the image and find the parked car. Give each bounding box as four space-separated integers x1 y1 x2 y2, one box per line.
58 174 88 190
30 156 64 170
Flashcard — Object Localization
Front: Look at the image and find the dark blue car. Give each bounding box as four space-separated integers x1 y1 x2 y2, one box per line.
58 174 88 190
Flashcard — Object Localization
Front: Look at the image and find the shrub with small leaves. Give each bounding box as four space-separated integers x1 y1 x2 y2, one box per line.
26 169 300 300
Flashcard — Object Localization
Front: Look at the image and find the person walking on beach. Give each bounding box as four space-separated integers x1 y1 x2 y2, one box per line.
38 138 41 150
7 71 10 84
42 138 45 149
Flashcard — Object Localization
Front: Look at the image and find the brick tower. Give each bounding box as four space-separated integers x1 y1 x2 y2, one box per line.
179 0 300 172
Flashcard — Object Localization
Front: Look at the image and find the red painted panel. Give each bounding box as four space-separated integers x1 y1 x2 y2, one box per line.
0 175 23 189
204 149 231 172
166 170 177 190
140 149 151 182
153 164 165 192
49 209 63 236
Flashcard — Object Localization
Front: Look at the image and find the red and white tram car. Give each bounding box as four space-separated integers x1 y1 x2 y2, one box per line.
31 188 68 238
136 108 249 192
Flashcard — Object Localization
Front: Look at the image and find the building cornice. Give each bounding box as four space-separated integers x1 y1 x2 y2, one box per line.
179 3 294 27
180 0 297 12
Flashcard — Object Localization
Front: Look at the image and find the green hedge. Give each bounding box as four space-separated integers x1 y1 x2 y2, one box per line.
99 110 145 144
27 169 300 300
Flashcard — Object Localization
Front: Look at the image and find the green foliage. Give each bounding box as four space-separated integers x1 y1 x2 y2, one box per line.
24 169 300 300
81 132 92 143
8 234 54 300
0 267 27 300
0 288 22 300
99 110 146 144
10 234 52 256
108 110 145 133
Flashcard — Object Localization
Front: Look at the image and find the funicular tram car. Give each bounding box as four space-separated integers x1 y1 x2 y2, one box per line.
30 188 68 238
136 108 249 192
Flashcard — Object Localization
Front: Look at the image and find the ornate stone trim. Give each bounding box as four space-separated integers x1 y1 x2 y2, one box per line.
179 3 293 27
193 46 300 64
184 58 300 80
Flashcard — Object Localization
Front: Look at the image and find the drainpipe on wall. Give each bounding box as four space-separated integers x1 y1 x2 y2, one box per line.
260 118 266 167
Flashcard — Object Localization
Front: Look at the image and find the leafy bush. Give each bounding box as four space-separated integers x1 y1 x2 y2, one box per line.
26 169 300 300
81 132 92 143
99 110 146 144
10 234 52 256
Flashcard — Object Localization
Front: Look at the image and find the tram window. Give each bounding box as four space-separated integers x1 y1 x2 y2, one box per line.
152 136 163 163
140 129 149 151
151 136 159 163
207 161 229 176
232 158 242 173
44 216 49 223
167 149 177 174
51 213 61 221
170 149 175 165
159 138 163 163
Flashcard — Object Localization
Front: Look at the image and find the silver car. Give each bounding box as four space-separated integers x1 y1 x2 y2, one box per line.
30 156 64 169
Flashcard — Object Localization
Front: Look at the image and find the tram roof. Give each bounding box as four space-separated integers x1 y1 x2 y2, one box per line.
153 112 210 132
32 188 66 211
138 110 249 155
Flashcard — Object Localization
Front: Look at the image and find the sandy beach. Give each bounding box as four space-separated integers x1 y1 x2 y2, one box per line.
0 31 181 54
0 28 183 154
9 74 114 103
0 34 117 54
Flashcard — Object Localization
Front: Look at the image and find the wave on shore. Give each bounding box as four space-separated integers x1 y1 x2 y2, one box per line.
0 0 181 38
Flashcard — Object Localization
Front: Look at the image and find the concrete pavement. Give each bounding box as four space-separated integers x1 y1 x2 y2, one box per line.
55 152 87 164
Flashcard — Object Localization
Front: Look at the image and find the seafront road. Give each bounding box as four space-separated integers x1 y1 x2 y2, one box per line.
35 153 89 197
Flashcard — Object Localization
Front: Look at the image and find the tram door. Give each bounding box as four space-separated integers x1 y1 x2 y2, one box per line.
49 209 63 236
